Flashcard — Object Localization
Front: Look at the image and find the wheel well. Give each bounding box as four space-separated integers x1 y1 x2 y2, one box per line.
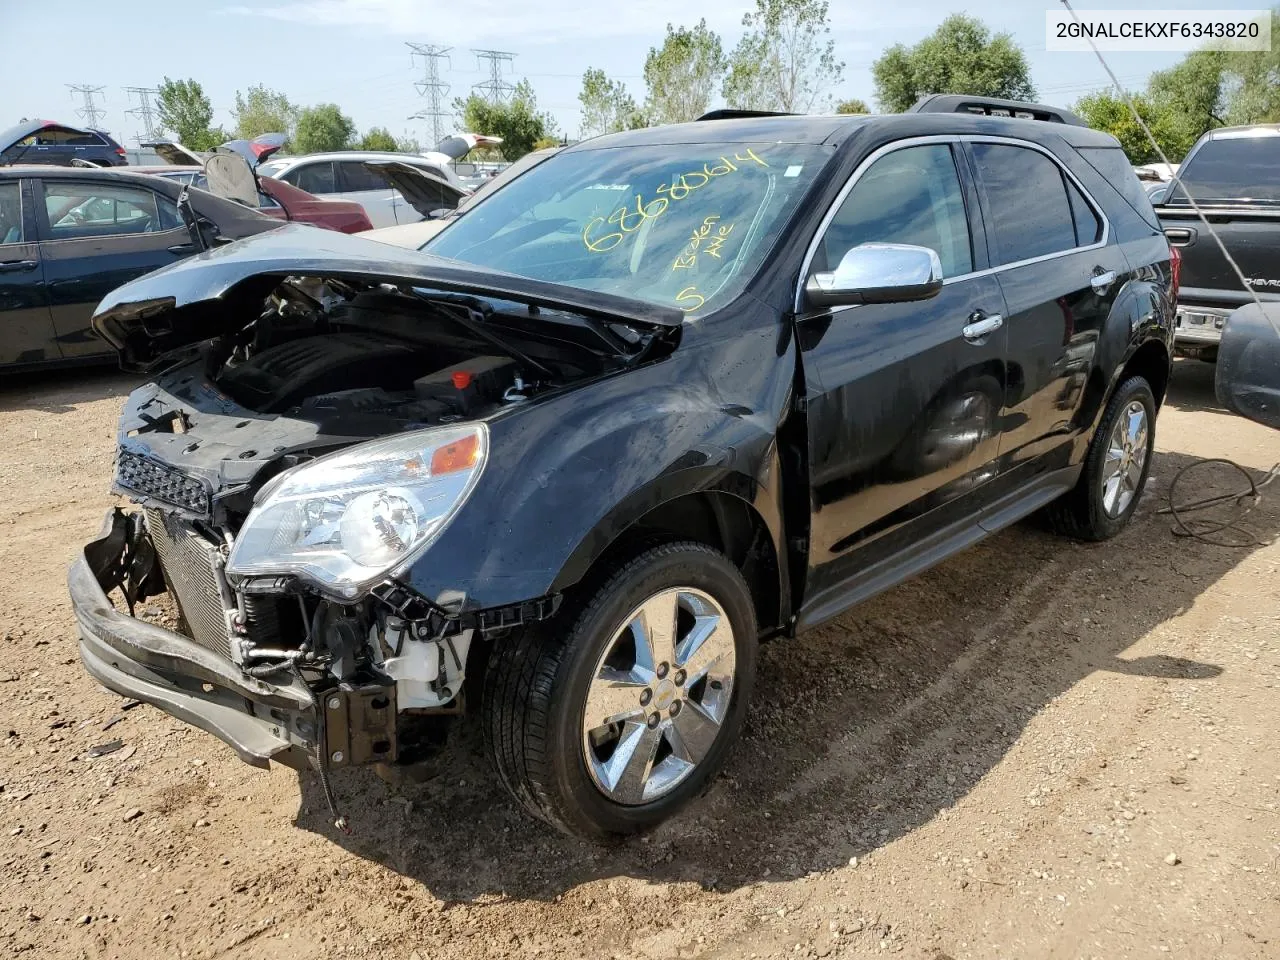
1120 339 1171 408
583 492 782 636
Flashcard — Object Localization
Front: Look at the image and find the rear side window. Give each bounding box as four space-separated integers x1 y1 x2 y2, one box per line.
336 161 390 193
1066 179 1102 245
0 182 22 244
288 162 337 195
1169 134 1280 204
1077 146 1160 229
971 143 1080 264
821 143 974 279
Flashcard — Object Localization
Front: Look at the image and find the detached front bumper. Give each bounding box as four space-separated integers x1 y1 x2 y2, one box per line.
69 509 317 770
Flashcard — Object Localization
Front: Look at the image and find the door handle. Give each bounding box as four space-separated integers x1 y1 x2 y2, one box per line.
1090 269 1117 293
962 312 1003 341
167 243 196 254
0 260 37 273
1163 227 1194 246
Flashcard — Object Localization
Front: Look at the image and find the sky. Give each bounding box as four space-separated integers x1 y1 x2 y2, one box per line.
0 0 1228 148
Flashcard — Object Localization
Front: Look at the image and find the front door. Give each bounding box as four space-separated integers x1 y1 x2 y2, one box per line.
797 140 1008 626
964 140 1132 480
0 179 58 366
35 178 192 359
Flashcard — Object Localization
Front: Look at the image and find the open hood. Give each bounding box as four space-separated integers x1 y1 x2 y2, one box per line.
362 160 469 217
91 224 683 368
142 140 205 166
435 132 503 160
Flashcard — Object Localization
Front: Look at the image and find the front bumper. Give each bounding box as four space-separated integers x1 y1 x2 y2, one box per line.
69 509 317 770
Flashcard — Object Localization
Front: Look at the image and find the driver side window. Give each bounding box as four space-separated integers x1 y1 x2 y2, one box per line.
821 143 974 279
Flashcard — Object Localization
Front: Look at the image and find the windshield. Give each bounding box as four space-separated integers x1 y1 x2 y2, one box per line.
1167 132 1280 205
424 142 832 316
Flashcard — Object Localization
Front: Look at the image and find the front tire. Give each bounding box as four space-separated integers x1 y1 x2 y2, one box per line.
1046 375 1156 540
482 541 757 839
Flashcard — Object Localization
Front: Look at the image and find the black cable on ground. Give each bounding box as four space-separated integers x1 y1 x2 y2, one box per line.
1157 458 1280 547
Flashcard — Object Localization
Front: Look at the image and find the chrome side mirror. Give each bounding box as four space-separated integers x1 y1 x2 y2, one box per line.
806 242 944 308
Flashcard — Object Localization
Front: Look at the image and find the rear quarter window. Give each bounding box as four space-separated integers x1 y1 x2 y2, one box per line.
1077 146 1160 229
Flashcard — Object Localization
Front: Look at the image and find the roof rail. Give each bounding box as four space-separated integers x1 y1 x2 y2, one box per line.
696 109 797 121
908 94 1085 127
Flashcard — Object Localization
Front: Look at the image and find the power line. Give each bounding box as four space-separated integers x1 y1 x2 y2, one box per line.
124 86 160 143
472 49 517 103
67 84 106 130
407 42 452 148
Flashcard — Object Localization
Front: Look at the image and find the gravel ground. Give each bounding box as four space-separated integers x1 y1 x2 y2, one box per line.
0 358 1277 960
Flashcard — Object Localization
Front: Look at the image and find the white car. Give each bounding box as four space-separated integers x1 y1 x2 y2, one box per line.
256 151 468 228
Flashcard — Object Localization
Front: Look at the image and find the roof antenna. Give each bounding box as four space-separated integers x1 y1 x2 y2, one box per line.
1057 0 1277 338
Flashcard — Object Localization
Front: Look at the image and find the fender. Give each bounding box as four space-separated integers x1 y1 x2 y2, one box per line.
399 314 795 616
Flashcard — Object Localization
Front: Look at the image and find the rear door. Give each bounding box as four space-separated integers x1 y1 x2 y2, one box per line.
797 139 1009 625
965 138 1130 484
0 179 59 366
333 160 400 227
35 178 192 359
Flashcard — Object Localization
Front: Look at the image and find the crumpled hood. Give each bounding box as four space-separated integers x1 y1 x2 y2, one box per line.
91 224 683 369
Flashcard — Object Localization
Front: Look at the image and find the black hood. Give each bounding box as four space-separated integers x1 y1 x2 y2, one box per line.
91 224 683 368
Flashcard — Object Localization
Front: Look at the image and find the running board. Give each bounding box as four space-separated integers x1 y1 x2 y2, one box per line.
795 465 1080 632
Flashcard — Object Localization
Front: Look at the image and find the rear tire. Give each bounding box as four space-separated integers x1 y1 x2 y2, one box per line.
1046 375 1156 541
481 541 757 840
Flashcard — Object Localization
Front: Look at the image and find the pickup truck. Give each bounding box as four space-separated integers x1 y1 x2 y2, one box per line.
1157 124 1280 361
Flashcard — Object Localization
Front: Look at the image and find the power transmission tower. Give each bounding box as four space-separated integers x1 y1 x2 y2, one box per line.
125 86 160 143
406 42 452 148
472 49 516 103
67 84 106 129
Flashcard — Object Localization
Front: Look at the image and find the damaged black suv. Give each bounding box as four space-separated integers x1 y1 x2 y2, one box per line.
71 102 1175 839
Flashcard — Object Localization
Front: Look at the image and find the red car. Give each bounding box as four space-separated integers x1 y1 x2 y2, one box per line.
137 137 373 234
135 166 372 234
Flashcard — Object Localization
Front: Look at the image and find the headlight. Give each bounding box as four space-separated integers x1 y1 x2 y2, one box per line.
226 423 487 598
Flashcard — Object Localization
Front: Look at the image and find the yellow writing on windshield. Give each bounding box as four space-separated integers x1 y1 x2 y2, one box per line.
582 150 768 254
675 285 706 313
673 215 735 271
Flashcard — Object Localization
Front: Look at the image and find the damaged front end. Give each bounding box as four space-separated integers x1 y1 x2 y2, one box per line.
70 229 676 800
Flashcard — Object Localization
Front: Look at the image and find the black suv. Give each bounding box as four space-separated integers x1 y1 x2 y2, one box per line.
70 101 1174 840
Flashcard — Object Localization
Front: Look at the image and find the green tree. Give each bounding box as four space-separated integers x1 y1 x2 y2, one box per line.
723 0 844 112
871 14 1034 113
643 20 728 124
454 81 558 160
292 104 356 153
579 68 645 138
232 85 297 141
396 134 423 153
1222 11 1280 124
357 127 399 151
532 135 563 150
836 98 870 114
1073 91 1187 164
155 77 224 150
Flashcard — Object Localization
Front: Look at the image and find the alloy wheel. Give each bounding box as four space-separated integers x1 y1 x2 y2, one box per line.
580 587 737 805
1102 399 1149 517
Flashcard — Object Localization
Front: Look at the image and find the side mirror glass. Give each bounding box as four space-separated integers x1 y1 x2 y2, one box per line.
806 242 943 308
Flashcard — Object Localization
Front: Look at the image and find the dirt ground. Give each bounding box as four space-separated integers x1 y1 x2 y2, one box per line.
0 359 1277 960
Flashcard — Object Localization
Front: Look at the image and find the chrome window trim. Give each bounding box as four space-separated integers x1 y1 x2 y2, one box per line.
794 134 1112 312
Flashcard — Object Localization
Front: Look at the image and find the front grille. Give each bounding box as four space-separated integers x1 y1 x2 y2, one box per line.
116 451 211 516
144 509 234 661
